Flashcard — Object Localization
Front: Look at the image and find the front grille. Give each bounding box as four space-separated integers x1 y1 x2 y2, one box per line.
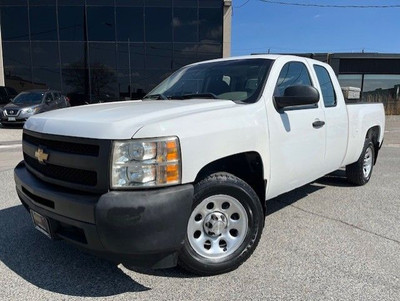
22 129 111 193
23 133 99 156
5 108 19 116
24 155 97 186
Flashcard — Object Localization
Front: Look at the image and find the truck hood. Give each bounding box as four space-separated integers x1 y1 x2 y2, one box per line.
24 99 237 139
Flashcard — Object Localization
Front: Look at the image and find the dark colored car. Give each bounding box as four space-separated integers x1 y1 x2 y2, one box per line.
1 90 69 126
0 86 18 109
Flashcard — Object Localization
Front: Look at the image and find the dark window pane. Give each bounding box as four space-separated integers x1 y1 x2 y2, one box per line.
116 7 144 42
199 0 222 8
173 43 198 69
60 42 85 69
173 8 197 42
29 0 55 5
31 42 59 68
89 42 116 70
174 0 198 7
0 0 27 5
146 43 172 69
199 8 222 43
314 65 336 107
2 42 31 67
32 68 61 90
145 0 172 7
145 8 172 42
131 69 146 99
117 69 131 99
117 43 145 70
1 7 29 41
89 43 117 100
4 67 32 93
58 6 85 41
274 62 312 97
116 0 144 6
58 0 84 5
86 0 114 5
196 42 221 62
87 7 115 41
30 6 57 40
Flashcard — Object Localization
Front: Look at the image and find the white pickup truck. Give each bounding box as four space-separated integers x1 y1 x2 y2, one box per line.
15 55 385 275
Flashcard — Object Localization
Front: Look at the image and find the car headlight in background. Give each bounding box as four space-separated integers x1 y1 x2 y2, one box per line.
21 107 39 114
111 137 181 188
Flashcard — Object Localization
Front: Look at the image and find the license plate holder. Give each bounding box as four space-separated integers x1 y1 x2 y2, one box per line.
30 210 52 239
8 117 16 121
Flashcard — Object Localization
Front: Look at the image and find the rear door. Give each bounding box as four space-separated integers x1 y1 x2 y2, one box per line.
313 63 349 172
266 59 326 198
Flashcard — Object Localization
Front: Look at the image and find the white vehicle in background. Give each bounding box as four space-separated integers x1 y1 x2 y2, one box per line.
15 55 385 275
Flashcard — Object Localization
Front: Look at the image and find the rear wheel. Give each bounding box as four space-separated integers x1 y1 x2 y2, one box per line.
346 138 375 186
179 173 264 275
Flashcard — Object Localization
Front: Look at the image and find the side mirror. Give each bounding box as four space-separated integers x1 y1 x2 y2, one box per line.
9 98 13 102
275 85 319 109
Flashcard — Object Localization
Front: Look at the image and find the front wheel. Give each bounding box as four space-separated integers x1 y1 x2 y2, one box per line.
346 138 375 186
178 173 264 275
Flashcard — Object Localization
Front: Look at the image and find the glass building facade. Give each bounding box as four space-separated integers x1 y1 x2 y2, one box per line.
0 0 230 105
299 53 400 115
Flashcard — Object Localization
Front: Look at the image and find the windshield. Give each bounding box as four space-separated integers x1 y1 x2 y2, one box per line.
145 59 273 103
12 92 44 105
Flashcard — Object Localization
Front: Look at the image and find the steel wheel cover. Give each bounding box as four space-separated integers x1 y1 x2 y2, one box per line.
187 194 249 260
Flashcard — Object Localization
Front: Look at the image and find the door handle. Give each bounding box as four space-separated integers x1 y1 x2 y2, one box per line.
312 120 325 128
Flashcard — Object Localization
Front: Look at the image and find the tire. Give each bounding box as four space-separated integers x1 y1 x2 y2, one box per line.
346 138 375 186
178 172 264 276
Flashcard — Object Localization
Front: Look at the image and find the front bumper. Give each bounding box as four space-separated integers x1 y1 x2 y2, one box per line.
14 161 194 269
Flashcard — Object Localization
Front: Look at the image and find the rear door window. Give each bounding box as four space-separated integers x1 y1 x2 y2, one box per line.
314 65 336 107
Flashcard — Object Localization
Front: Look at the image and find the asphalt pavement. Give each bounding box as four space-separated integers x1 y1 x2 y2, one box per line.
0 119 399 300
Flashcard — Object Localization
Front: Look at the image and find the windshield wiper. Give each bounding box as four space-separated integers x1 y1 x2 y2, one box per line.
168 93 218 100
143 93 167 100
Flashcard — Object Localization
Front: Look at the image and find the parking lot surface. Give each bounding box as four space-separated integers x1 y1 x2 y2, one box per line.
0 119 399 300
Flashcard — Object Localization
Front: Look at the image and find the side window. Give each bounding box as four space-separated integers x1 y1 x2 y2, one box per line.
53 92 61 100
274 62 312 97
314 65 336 107
45 93 54 102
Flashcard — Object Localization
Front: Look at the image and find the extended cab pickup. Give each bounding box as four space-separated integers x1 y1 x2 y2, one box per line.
14 55 385 275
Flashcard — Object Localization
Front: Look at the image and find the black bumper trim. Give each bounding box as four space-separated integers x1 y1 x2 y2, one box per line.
14 161 194 269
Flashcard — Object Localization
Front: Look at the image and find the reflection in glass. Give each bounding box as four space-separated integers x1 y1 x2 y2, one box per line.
2 42 31 67
338 74 362 89
362 75 400 114
173 43 198 69
146 43 172 69
30 6 57 40
31 42 59 67
173 8 197 42
32 68 61 90
116 7 144 42
199 8 222 43
58 6 85 41
145 8 172 42
1 6 29 41
87 6 115 41
4 67 32 93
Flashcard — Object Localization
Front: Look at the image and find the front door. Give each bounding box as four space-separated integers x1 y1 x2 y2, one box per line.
267 60 326 198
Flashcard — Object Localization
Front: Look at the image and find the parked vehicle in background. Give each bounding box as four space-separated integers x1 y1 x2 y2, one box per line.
0 86 18 109
1 90 69 126
14 55 385 275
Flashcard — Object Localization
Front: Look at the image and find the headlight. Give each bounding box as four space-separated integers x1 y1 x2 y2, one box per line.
111 137 181 188
21 107 38 114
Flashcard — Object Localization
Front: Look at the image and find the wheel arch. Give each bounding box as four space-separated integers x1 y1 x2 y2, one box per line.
194 152 267 214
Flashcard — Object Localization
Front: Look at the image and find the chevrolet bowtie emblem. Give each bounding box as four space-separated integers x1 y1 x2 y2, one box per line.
35 147 49 164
